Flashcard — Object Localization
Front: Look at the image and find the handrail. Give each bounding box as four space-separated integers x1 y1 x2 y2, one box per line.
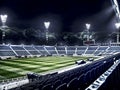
85 60 120 90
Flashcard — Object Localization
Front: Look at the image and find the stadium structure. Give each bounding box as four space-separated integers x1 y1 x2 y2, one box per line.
0 44 120 90
1 0 120 90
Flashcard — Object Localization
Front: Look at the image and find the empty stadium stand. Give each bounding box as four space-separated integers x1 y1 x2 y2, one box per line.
0 45 16 57
45 46 57 55
1 44 120 90
66 46 76 55
34 46 49 56
86 59 120 90
1 44 120 59
85 46 98 54
76 46 87 55
24 45 41 56
8 53 120 90
11 45 30 56
56 46 66 55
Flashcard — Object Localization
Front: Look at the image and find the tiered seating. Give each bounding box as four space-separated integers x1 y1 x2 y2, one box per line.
56 46 66 55
86 58 120 90
76 46 87 55
85 46 98 54
94 46 109 55
0 45 16 56
24 45 40 55
0 45 11 50
107 46 120 54
1 45 120 57
11 55 116 90
34 46 49 55
66 46 76 55
45 46 57 55
0 51 16 56
11 45 30 56
98 61 120 90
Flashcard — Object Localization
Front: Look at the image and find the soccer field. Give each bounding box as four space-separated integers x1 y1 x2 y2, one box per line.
0 56 91 81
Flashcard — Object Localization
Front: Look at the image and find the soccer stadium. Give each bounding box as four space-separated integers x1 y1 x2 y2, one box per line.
1 0 120 90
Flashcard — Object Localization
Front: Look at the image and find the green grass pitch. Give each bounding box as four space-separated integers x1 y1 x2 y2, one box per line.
0 56 91 81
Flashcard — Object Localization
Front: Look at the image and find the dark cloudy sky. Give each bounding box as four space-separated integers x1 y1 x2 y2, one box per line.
0 0 118 33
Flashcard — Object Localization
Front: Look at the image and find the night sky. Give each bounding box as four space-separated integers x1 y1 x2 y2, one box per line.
0 0 112 29
0 0 119 44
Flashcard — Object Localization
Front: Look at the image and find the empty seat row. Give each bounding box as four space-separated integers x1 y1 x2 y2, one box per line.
1 45 120 56
98 62 120 90
11 55 116 90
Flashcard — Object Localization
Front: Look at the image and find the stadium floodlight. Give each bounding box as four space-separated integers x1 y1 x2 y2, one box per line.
113 0 119 8
85 23 91 42
86 23 91 30
112 0 120 19
0 15 8 26
44 21 50 29
0 14 8 44
115 23 120 29
44 21 50 44
115 23 120 43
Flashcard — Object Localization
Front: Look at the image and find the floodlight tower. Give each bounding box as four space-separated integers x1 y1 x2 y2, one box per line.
0 14 8 44
85 23 91 41
44 21 50 44
112 0 120 18
115 23 120 43
112 0 120 43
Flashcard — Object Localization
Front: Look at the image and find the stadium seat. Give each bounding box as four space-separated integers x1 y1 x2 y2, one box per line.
55 83 67 90
67 77 79 90
53 80 62 89
62 76 69 83
78 74 86 89
41 83 53 90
